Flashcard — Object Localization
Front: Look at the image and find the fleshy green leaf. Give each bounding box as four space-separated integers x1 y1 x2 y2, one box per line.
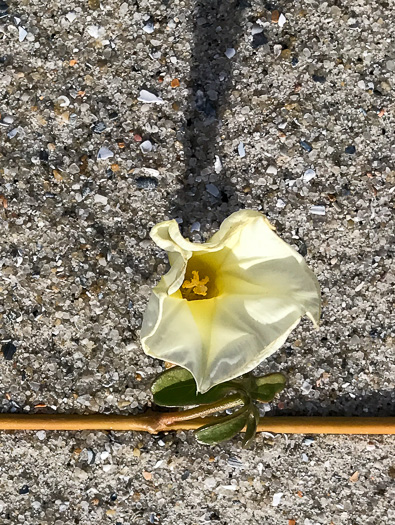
195 407 249 446
242 405 260 448
250 373 286 403
151 366 235 407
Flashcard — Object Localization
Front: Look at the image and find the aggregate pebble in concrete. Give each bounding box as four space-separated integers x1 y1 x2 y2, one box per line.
0 0 394 523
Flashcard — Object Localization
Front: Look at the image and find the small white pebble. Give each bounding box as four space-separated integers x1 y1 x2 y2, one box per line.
74 467 88 480
350 334 360 345
266 165 277 175
218 485 238 492
87 25 104 39
204 477 217 489
140 140 153 153
3 115 14 124
251 23 263 35
57 95 70 108
273 44 282 57
66 12 77 22
7 128 19 139
214 155 222 174
225 48 236 59
278 13 287 27
143 22 155 33
94 194 108 205
272 492 283 507
276 198 286 209
190 221 201 232
302 168 316 182
119 2 128 16
238 142 246 157
36 430 46 441
97 146 114 160
18 27 27 42
354 282 364 292
137 90 163 104
310 205 326 216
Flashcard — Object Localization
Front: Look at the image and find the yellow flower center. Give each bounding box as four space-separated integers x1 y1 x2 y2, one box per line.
178 254 220 301
181 270 210 300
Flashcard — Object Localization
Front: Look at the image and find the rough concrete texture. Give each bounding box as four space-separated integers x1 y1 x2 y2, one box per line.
0 0 394 523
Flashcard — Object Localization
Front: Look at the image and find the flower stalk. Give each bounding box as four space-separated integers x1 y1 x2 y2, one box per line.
158 393 245 425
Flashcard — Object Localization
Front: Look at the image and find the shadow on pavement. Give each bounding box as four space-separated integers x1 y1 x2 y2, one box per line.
276 390 395 417
171 0 252 229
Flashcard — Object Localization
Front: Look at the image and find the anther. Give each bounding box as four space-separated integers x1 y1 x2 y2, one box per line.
182 270 209 297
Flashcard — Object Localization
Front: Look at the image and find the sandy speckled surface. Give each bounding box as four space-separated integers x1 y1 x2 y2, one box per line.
0 0 394 523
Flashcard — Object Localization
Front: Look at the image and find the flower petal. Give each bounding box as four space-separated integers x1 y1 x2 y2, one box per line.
216 211 321 326
196 294 304 392
141 291 207 383
220 256 320 326
150 211 267 257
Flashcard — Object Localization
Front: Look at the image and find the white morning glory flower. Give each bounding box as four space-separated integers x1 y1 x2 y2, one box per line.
141 210 321 393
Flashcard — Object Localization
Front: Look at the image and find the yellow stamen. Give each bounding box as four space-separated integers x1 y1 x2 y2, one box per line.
182 270 209 297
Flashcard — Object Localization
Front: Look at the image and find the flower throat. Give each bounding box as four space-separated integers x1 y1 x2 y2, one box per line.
180 256 219 301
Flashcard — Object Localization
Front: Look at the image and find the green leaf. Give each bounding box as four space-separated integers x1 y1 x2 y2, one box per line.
242 405 260 448
195 407 250 446
151 366 234 407
250 373 286 403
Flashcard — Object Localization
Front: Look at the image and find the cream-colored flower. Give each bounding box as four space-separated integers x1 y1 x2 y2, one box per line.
141 210 321 393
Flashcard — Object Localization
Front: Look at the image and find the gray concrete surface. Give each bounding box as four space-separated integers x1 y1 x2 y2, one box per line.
0 0 394 523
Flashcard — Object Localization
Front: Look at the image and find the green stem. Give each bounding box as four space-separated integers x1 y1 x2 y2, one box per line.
160 393 245 427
